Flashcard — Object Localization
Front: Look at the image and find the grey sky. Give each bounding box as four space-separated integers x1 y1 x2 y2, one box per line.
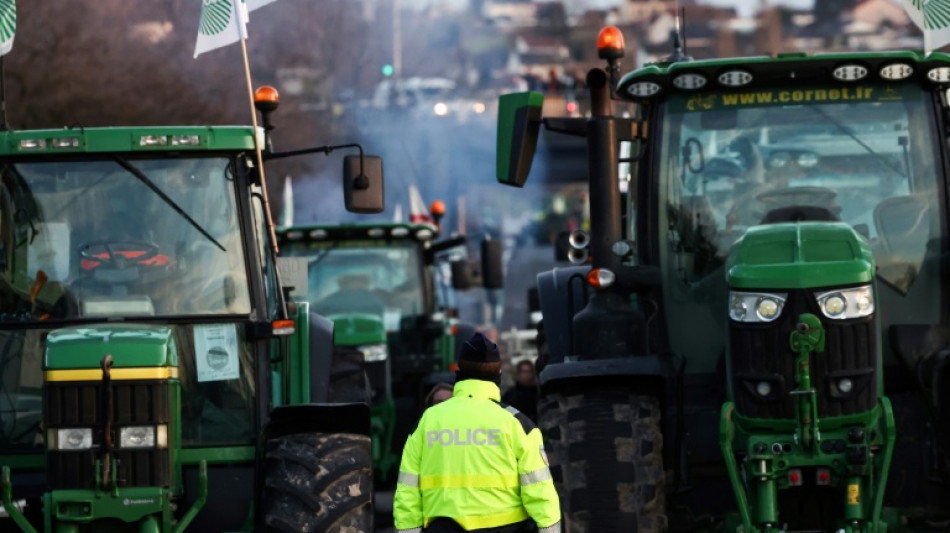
407 0 817 18
703 0 816 17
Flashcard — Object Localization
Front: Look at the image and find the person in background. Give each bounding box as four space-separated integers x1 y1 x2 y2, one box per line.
394 333 561 533
425 382 454 408
502 360 538 423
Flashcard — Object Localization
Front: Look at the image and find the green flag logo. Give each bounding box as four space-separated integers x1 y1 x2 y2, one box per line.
0 0 15 55
923 0 950 29
199 0 232 37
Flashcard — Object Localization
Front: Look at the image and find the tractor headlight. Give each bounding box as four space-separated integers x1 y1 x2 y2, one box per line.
119 426 159 449
50 428 94 450
360 343 388 362
729 291 787 323
815 285 873 319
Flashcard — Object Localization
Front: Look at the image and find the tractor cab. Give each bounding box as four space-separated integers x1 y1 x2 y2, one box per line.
0 102 388 531
276 221 503 483
498 39 950 531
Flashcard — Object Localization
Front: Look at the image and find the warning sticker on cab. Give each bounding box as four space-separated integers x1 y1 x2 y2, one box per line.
847 483 860 505
675 85 909 113
195 323 240 382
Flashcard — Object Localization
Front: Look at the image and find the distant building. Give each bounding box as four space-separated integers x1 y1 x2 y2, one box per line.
813 0 861 21
625 0 673 24
484 0 538 28
508 33 572 83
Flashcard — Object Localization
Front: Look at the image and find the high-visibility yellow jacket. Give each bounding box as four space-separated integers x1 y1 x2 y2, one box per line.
394 379 561 533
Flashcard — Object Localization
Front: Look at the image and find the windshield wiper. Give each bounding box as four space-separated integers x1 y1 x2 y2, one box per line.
112 156 225 252
806 105 906 179
305 242 339 269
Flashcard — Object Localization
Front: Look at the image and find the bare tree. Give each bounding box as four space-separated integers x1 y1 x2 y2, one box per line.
3 0 376 217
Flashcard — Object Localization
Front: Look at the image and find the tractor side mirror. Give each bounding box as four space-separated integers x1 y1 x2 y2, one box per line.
497 92 543 187
481 239 504 290
343 155 384 214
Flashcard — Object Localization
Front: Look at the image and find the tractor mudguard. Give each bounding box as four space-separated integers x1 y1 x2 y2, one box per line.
306 312 335 403
263 403 372 441
538 356 676 387
536 266 591 365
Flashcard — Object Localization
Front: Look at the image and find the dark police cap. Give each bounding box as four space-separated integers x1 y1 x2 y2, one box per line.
459 332 500 363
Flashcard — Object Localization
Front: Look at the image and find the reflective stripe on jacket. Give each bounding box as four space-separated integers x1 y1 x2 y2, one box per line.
394 379 561 531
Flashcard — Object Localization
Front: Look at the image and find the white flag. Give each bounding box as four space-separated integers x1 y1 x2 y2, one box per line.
409 184 432 224
903 0 950 51
0 0 16 57
279 176 294 228
194 0 248 58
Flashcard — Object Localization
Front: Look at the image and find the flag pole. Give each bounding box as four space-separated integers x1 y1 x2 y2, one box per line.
0 56 7 130
239 35 289 319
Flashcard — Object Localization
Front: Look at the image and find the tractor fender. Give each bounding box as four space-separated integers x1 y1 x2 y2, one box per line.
538 356 677 388
536 266 591 365
307 312 335 403
263 403 372 441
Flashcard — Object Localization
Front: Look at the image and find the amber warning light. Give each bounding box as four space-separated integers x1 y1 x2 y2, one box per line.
254 86 280 113
597 26 625 60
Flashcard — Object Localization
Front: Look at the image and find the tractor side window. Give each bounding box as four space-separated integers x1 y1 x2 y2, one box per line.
0 329 46 452
251 184 280 320
178 323 255 446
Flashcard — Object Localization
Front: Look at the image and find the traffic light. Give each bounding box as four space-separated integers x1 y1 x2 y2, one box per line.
381 64 394 77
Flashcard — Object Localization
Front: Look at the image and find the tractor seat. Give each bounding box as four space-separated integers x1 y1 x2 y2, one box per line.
760 205 838 224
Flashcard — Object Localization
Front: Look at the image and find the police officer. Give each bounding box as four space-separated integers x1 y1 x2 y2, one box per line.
394 333 561 533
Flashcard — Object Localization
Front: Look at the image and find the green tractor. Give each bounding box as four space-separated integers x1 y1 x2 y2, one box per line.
497 28 949 532
0 90 387 532
275 220 504 484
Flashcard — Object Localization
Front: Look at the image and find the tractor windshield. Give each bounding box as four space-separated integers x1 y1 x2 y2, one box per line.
0 157 251 322
283 240 426 327
652 83 943 371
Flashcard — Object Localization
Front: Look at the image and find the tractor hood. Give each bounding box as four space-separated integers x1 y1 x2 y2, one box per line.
44 324 177 369
328 313 386 346
727 222 874 290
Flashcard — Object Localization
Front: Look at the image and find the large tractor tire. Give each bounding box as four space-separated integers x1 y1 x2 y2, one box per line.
539 390 666 533
262 432 373 533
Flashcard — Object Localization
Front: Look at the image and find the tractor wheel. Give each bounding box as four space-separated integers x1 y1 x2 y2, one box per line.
539 390 666 533
262 432 373 533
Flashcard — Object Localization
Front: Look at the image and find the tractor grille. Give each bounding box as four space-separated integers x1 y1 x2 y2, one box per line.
45 380 170 490
729 289 877 419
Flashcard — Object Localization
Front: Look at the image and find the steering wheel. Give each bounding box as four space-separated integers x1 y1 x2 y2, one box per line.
756 186 837 210
79 240 162 270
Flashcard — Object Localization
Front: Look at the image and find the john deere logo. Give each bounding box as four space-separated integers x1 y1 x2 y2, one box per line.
199 0 232 36
0 0 15 45
206 346 230 370
923 0 950 30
